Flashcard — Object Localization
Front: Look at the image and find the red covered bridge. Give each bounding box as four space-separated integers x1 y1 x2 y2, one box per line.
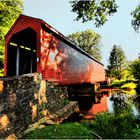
4 14 105 86
4 15 106 117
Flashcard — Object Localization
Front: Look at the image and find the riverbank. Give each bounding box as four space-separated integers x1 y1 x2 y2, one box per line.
22 86 140 139
22 111 140 139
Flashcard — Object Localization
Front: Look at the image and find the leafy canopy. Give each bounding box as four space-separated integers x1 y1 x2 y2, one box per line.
0 0 23 69
70 0 118 27
131 3 140 32
70 0 140 32
67 29 102 61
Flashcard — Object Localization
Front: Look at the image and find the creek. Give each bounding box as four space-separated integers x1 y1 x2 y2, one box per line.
66 88 140 121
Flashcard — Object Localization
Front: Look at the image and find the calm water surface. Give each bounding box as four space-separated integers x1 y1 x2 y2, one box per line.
65 89 140 122
98 89 140 116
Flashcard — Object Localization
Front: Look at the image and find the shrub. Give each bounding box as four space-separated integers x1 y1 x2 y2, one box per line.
90 111 140 139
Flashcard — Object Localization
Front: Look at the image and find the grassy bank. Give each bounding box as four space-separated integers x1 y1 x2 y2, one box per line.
22 122 96 139
22 111 140 139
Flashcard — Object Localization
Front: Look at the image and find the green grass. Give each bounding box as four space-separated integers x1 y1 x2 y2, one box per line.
22 122 95 139
23 112 140 139
22 111 140 139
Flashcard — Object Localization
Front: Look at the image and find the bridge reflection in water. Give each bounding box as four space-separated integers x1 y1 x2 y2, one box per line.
70 89 139 119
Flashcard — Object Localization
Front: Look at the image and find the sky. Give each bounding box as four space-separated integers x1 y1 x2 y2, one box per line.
23 0 140 67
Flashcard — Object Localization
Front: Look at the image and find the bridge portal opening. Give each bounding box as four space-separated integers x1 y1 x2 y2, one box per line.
7 27 37 76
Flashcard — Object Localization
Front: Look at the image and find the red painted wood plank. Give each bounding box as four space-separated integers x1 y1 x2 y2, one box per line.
40 30 105 85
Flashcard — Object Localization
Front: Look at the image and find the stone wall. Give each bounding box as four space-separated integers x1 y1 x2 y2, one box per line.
0 73 77 139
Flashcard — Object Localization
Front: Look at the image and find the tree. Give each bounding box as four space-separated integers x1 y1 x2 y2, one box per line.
70 0 118 27
70 0 140 32
131 3 140 32
67 29 102 61
129 58 140 80
0 0 23 71
107 45 126 80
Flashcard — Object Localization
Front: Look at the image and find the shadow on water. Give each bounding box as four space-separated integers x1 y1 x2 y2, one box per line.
64 88 140 123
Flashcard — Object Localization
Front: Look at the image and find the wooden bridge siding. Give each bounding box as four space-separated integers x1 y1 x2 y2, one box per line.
40 29 105 85
4 15 105 85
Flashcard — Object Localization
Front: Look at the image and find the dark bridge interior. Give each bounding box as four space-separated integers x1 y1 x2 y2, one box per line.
7 27 37 76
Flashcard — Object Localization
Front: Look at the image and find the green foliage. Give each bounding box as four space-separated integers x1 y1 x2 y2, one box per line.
23 111 140 139
129 58 140 80
0 0 23 70
131 3 140 32
0 69 4 76
0 40 4 69
107 45 127 79
121 82 136 90
67 29 102 61
111 79 137 88
23 122 95 139
70 1 140 31
92 111 140 139
92 112 116 138
111 79 126 88
70 0 118 27
136 82 140 94
63 99 70 106
121 69 134 80
0 0 23 27
122 89 136 96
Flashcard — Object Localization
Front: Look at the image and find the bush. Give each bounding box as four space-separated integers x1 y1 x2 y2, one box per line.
90 112 140 139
